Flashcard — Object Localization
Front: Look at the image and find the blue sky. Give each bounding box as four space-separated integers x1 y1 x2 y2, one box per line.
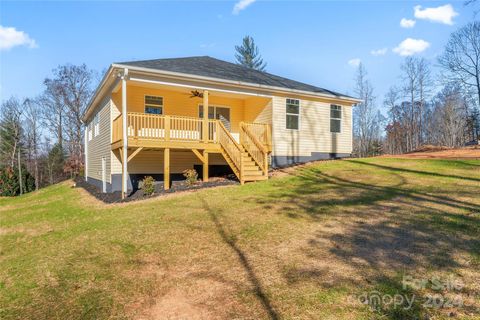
0 1 477 110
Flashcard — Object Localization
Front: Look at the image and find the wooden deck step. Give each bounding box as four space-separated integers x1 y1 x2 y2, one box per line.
242 175 268 181
243 170 263 176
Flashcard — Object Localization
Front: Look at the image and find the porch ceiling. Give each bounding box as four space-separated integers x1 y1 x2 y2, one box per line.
127 79 270 100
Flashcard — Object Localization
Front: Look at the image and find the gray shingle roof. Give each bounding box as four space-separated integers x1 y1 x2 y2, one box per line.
116 56 353 99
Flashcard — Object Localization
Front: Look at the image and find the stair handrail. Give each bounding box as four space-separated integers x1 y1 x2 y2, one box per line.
240 122 268 175
217 121 244 179
242 122 272 151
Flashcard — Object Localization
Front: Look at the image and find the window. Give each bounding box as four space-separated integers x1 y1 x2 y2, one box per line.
199 105 231 130
145 95 163 114
330 105 342 133
88 123 92 141
286 98 299 129
94 113 100 137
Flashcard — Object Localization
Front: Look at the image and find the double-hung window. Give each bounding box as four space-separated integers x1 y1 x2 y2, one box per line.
286 98 300 130
88 122 93 141
145 95 163 115
94 113 100 137
330 105 342 133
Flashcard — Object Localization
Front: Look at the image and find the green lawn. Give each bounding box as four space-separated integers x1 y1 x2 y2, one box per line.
1 158 479 320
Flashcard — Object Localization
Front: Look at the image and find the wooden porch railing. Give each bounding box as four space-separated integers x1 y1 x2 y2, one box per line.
112 113 217 143
241 122 272 152
240 122 268 175
111 113 270 182
112 114 123 144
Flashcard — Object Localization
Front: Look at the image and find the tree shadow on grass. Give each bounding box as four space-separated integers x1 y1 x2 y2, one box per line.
260 166 479 222
257 163 480 319
198 197 280 320
348 159 480 182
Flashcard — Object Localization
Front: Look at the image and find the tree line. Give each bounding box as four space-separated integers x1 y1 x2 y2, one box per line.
353 21 480 157
0 64 96 195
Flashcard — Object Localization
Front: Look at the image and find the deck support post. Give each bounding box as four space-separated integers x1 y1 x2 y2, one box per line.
203 150 209 182
164 148 170 190
203 90 209 143
121 68 129 199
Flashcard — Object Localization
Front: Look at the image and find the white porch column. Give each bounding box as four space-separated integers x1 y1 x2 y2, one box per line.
203 90 209 142
122 68 129 197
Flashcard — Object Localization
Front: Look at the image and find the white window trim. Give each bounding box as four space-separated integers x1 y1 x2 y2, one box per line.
285 98 300 131
144 94 164 115
330 104 342 134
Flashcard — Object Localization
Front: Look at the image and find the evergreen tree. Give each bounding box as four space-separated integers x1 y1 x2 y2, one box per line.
235 35 267 71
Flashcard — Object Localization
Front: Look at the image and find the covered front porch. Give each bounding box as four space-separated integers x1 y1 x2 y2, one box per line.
111 70 272 198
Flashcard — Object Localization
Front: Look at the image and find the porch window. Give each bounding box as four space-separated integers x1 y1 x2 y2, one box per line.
286 98 299 130
199 105 231 131
145 95 163 115
330 105 342 133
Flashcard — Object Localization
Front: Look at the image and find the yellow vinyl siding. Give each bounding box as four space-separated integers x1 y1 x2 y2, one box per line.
87 97 111 182
112 85 247 133
243 97 272 124
271 96 353 156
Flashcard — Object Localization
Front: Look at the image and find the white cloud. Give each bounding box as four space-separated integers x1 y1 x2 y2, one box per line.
400 18 416 28
232 0 256 15
393 38 430 56
414 4 458 25
0 25 37 51
348 58 361 67
371 48 388 56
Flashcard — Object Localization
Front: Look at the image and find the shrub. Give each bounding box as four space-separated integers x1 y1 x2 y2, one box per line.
183 169 198 186
0 166 36 196
142 176 155 196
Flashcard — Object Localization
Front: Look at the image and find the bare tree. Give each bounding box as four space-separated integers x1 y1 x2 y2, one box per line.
0 98 23 167
40 78 66 147
384 86 404 154
438 21 480 144
431 85 469 147
353 63 381 157
400 57 432 151
23 98 41 190
439 21 480 110
44 64 94 176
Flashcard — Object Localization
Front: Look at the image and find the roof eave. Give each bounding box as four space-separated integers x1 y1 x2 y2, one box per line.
82 65 115 122
83 63 361 121
112 63 361 103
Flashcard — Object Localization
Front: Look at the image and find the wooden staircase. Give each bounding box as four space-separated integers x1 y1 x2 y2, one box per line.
240 148 268 181
217 122 269 184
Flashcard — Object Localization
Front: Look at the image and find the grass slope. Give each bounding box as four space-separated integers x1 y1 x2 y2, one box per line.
1 158 479 320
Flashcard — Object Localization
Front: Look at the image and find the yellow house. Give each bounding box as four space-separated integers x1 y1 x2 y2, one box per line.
82 56 360 196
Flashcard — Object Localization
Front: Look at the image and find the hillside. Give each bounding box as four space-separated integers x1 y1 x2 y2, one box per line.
382 145 480 159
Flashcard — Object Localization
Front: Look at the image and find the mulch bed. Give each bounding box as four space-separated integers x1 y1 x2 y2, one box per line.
74 176 239 204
